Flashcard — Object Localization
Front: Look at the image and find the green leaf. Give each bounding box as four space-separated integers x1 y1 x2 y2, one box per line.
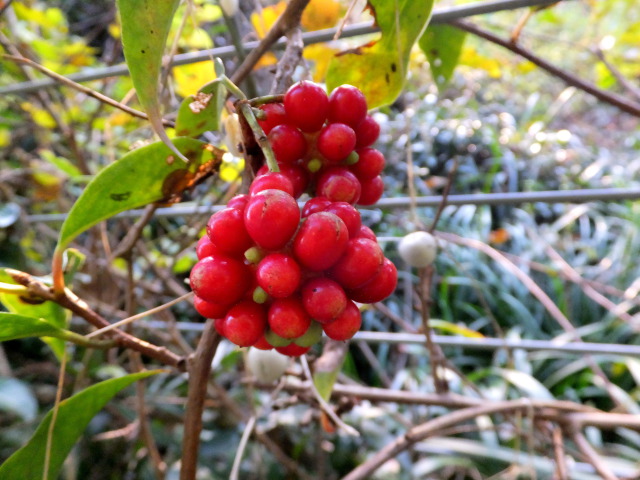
175 79 225 137
418 24 466 90
313 341 348 401
116 0 187 162
0 312 65 343
0 270 69 359
0 370 161 480
57 138 222 250
326 0 435 108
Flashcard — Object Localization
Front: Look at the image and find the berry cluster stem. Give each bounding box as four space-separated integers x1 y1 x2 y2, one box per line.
237 101 280 173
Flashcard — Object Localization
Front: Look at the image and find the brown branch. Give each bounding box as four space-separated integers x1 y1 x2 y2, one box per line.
180 322 221 480
270 27 304 95
552 425 568 480
6 269 186 371
571 430 619 480
110 204 159 260
593 48 640 102
2 54 175 127
450 19 640 117
229 0 311 86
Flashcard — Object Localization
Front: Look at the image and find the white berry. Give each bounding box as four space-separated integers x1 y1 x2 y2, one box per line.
398 231 438 268
246 348 289 383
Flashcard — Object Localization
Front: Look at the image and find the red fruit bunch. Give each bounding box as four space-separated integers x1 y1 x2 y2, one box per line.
255 82 385 206
190 84 396 357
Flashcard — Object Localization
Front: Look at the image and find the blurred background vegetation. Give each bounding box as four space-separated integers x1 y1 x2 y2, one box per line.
1 0 640 478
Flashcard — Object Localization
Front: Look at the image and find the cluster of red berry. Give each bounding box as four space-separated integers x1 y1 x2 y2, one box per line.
190 82 397 356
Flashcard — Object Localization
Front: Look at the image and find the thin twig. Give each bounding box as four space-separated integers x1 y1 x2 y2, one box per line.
300 355 359 437
571 430 619 480
451 19 640 117
43 348 68 480
110 205 159 260
229 415 257 480
86 292 194 338
179 323 221 480
552 425 568 480
2 54 175 127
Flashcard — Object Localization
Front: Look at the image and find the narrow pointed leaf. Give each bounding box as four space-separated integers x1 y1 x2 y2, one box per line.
57 138 222 250
0 269 68 359
419 24 467 90
116 0 187 161
0 370 161 480
326 0 435 108
175 78 225 137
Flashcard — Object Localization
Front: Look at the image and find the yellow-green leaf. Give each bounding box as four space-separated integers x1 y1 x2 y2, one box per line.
419 24 467 90
326 0 435 108
175 79 225 137
116 0 187 161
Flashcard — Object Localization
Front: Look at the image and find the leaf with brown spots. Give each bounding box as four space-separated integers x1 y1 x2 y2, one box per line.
175 78 226 138
57 138 223 250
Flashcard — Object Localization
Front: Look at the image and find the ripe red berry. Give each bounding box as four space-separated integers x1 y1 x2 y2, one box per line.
329 238 384 289
357 175 384 206
324 202 361 238
249 172 295 196
348 258 398 303
355 225 377 242
244 189 300 250
301 277 347 323
190 254 251 304
275 343 311 357
226 194 249 211
350 148 385 180
257 103 287 134
322 300 361 341
317 123 357 164
256 253 301 298
196 234 222 260
293 212 349 271
354 114 380 148
284 81 329 132
257 163 309 199
214 318 227 336
328 85 367 128
252 334 274 350
268 124 307 164
224 300 267 347
207 208 253 256
301 196 332 217
194 295 230 319
316 167 361 204
268 297 312 339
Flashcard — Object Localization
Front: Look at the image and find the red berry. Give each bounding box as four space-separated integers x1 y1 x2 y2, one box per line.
323 300 361 341
324 202 361 238
190 254 251 304
196 235 222 259
301 277 347 323
268 124 307 164
257 103 287 134
355 225 377 242
276 343 311 357
257 163 309 199
316 167 361 204
350 148 385 180
214 318 227 336
329 238 384 289
348 258 398 303
301 196 332 217
256 253 301 298
249 172 295 196
252 334 274 350
207 208 253 256
194 295 230 319
284 81 328 132
226 194 249 211
244 189 300 250
357 175 384 206
328 85 367 128
293 212 349 271
268 297 312 339
317 123 356 164
354 115 380 148
224 300 267 347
